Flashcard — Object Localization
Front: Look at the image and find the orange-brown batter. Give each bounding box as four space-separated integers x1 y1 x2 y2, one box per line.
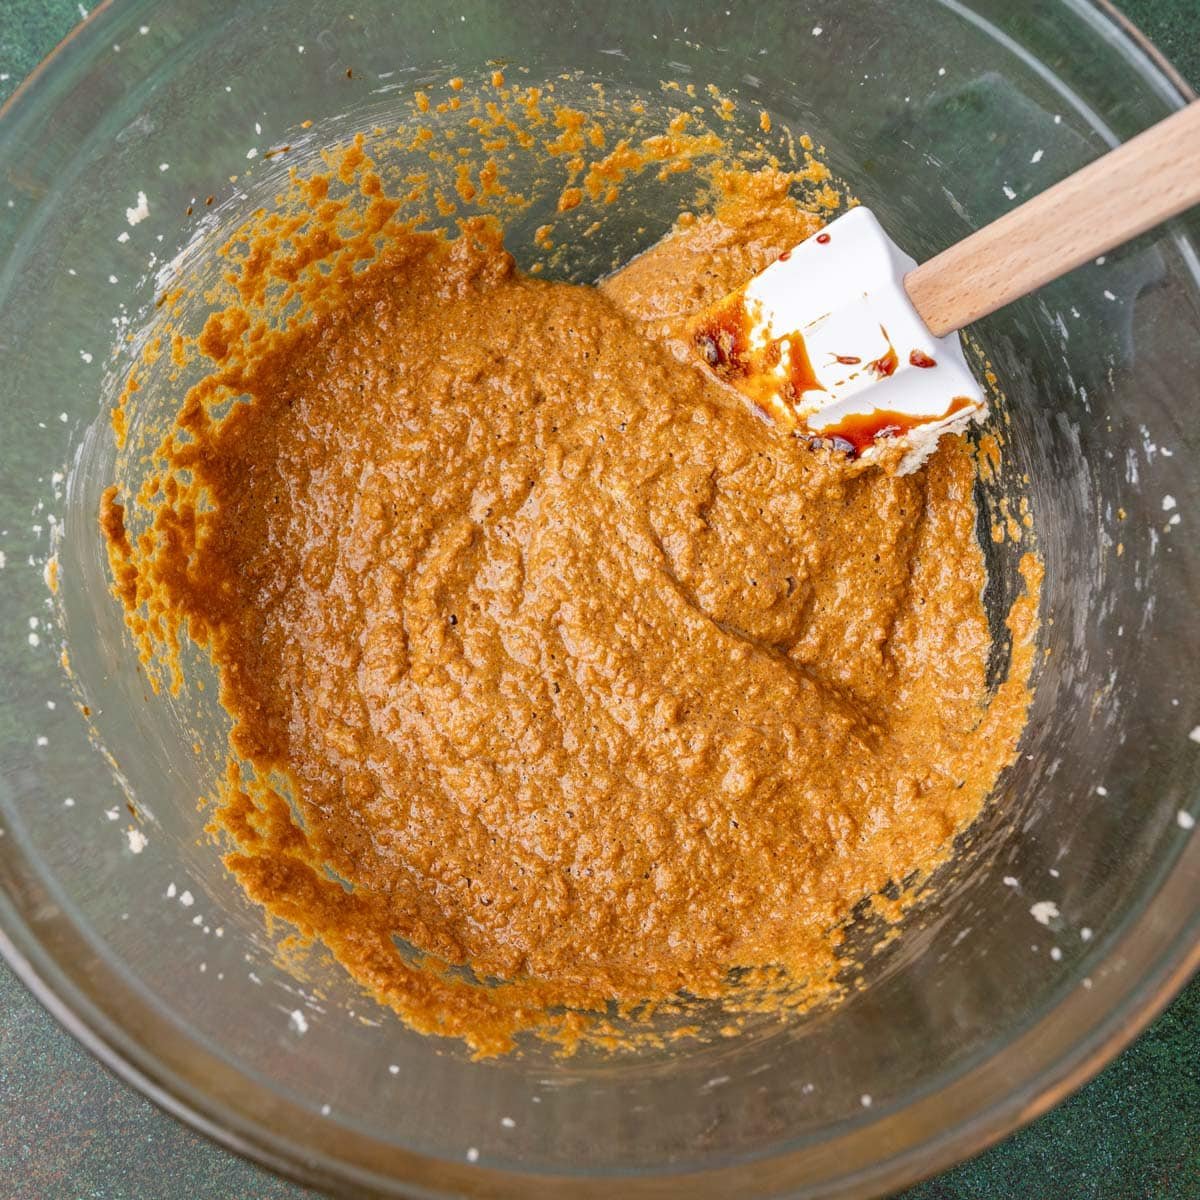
100 115 1039 1057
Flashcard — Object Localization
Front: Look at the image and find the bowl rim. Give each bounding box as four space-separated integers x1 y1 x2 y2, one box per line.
0 2 1197 1197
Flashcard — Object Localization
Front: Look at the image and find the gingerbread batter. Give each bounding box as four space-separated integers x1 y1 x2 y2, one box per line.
101 126 1039 1056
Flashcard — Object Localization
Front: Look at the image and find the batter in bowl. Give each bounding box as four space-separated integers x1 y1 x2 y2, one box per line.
101 111 1040 1056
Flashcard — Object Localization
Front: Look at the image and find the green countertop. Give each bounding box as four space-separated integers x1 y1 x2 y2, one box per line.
1 3 1197 1197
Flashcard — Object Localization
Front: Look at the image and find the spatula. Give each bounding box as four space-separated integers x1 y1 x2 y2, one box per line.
691 100 1200 472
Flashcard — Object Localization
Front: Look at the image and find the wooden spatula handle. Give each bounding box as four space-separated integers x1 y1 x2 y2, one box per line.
905 101 1200 337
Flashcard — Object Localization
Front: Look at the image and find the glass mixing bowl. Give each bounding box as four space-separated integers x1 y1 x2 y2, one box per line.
1 1 1197 1196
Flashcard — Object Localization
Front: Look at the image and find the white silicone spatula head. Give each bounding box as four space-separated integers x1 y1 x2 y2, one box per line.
691 100 1200 472
691 205 985 474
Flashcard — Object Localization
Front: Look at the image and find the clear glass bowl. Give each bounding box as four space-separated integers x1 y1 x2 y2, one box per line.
1 2 1197 1197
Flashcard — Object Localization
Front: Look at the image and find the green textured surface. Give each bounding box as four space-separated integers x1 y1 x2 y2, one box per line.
0 3 1197 1198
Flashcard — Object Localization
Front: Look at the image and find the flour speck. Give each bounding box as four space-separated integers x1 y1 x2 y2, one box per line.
125 191 150 226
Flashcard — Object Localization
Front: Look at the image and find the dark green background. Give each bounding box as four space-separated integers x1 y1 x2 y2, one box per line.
1 3 1197 1197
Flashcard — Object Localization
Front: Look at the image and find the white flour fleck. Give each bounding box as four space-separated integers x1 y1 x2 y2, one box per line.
126 828 148 853
104 807 119 821
1188 726 1200 745
1080 927 1093 941
125 191 150 225
1002 875 1019 888
466 1147 479 1163
1095 785 1108 796
179 889 195 906
1030 900 1059 926
290 1009 309 1034
1030 148 1044 163
860 1094 872 1108
500 1116 515 1128
1178 810 1196 831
